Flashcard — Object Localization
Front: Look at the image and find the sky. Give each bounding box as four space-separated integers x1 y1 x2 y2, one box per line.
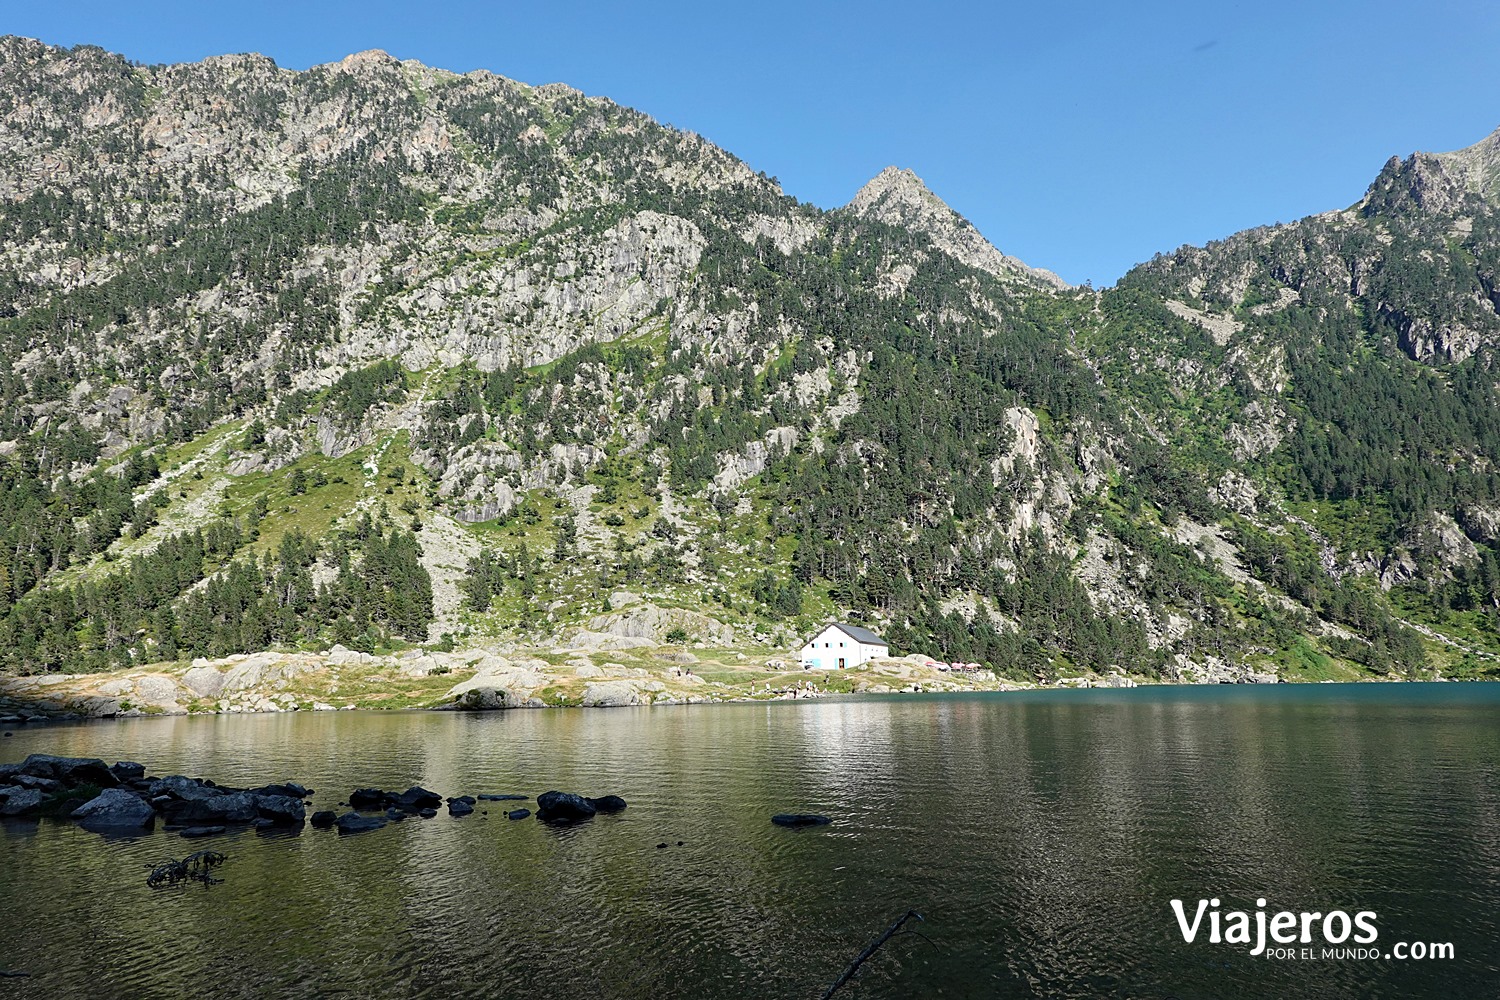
6 1 1500 285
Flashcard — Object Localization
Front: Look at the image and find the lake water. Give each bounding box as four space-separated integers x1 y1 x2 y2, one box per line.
1 684 1497 998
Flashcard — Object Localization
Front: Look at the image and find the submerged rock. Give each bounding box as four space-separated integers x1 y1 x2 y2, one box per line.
586 795 628 814
506 808 531 820
477 794 528 801
335 812 386 835
771 814 832 828
179 826 226 839
310 810 337 829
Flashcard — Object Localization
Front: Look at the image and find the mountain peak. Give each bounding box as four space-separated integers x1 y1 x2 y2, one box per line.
846 166 1068 290
1361 124 1500 218
848 165 948 216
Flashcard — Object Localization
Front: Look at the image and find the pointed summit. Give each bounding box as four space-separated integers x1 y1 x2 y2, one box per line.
845 167 1067 290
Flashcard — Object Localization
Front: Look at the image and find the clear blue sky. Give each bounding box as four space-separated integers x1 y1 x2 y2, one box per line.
7 1 1499 285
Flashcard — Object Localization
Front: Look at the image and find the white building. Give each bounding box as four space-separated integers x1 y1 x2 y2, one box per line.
799 623 889 670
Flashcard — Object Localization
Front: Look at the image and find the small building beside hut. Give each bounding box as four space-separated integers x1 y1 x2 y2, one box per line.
798 623 889 670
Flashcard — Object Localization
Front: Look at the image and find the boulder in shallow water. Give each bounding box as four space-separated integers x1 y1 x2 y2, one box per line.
448 799 474 817
253 794 306 825
179 826 225 839
536 791 597 824
586 795 628 814
310 811 337 829
110 762 146 781
335 812 387 835
418 807 438 819
149 776 224 803
248 783 310 799
70 788 155 828
168 792 260 825
771 814 832 828
391 787 443 812
0 787 44 817
20 754 118 789
349 788 390 810
507 808 531 820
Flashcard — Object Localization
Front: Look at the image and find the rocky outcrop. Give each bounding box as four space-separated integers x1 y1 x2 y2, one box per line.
582 603 735 647
444 656 547 710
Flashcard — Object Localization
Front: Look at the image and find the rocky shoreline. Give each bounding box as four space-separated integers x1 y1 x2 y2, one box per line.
0 644 1034 723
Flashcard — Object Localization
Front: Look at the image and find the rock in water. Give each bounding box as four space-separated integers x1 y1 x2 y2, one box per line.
771 813 832 828
110 761 146 781
506 808 531 820
70 788 156 829
253 794 306 825
334 812 387 835
391 787 443 812
348 788 390 810
586 795 628 814
19 754 119 788
310 811 337 829
448 799 474 817
179 826 226 839
0 787 44 817
167 792 260 825
535 791 597 824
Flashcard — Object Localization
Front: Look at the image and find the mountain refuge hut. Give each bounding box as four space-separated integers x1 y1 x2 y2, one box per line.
798 623 889 670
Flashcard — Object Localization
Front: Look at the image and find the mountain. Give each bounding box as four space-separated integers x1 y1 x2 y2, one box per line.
844 166 1068 290
0 35 1497 694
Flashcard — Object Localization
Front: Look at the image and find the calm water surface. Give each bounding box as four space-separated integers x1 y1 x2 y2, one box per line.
1 683 1497 998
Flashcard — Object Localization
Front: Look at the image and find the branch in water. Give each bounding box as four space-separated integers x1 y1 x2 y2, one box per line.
821 909 927 999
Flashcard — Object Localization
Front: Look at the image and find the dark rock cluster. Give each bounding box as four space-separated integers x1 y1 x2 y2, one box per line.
0 754 310 834
534 790 629 825
1 756 631 842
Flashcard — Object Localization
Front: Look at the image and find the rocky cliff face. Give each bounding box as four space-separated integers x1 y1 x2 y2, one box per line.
0 36 1496 686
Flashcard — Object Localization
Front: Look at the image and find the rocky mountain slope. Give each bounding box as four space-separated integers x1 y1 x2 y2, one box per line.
0 35 1497 695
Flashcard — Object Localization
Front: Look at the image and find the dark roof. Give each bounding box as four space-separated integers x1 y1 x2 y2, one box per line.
812 622 887 646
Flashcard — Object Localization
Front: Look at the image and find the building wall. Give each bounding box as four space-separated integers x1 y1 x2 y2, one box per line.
799 627 888 669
